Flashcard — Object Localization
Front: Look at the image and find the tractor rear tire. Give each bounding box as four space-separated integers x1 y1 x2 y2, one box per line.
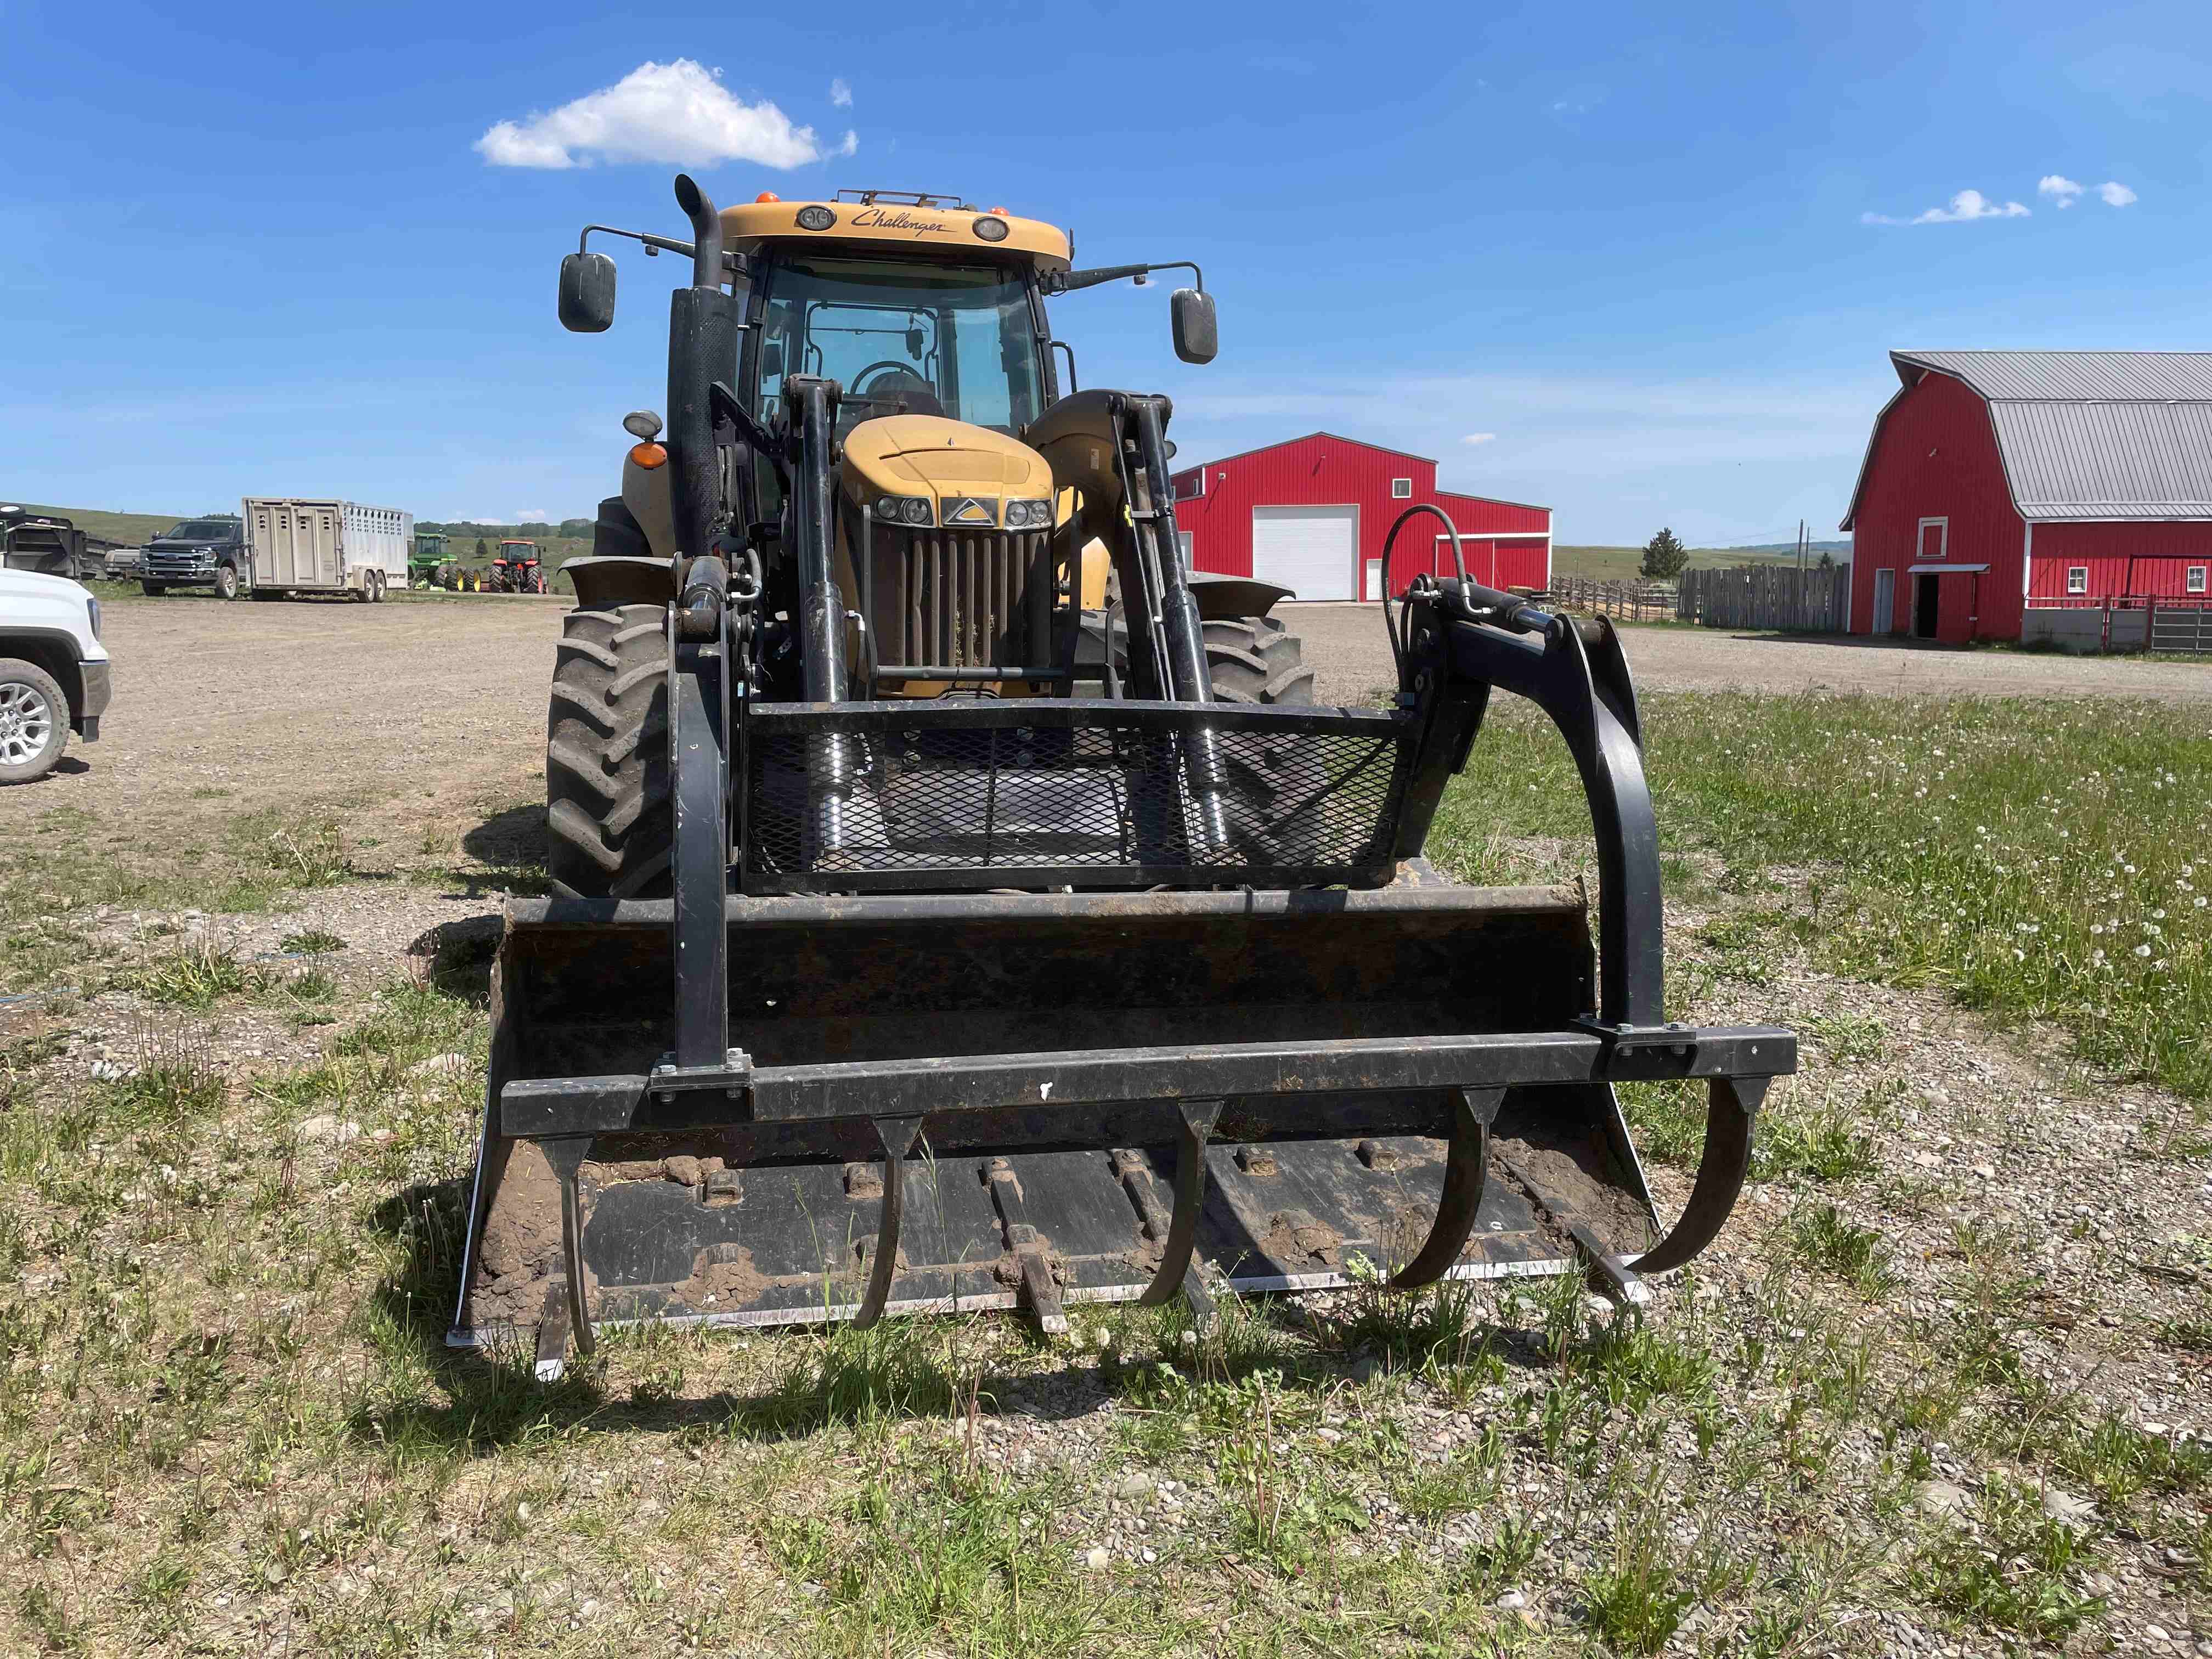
544 601 673 900
1204 616 1316 706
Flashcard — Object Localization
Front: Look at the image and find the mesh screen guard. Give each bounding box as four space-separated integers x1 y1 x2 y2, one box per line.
740 698 1415 893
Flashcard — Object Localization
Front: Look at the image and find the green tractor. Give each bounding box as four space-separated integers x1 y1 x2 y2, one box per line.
410 531 452 590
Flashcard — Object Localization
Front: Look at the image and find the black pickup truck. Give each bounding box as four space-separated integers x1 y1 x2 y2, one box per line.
141 515 248 597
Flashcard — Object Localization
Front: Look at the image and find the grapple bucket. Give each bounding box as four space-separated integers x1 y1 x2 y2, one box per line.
452 878 1784 1358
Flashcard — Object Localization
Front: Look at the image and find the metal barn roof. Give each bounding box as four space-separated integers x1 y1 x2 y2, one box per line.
1848 350 2212 524
1892 349 2212 402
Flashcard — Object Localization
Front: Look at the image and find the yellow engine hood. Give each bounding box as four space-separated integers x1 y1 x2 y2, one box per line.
841 416 1054 523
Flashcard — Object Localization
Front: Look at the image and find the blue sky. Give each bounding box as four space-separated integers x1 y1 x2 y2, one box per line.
2 0 2205 544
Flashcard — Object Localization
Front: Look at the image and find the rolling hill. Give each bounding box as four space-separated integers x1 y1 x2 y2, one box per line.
1552 540 1845 582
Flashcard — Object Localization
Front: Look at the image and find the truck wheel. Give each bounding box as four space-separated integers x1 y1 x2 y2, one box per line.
1204 616 1316 706
0 658 68 785
216 563 241 601
545 602 673 899
140 580 165 597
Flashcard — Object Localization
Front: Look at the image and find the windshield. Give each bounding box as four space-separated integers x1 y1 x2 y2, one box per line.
755 256 1045 436
166 520 234 540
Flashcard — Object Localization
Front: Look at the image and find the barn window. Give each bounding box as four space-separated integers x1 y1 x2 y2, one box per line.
1177 471 1204 500
1917 517 1947 560
2190 566 2207 594
1391 478 1412 499
2067 567 2087 595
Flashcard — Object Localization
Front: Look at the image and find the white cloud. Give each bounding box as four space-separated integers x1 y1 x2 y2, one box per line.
2038 173 2084 208
477 60 840 170
835 129 859 158
2098 179 2138 207
515 509 549 522
1861 188 2030 227
829 77 852 108
1461 432 1497 445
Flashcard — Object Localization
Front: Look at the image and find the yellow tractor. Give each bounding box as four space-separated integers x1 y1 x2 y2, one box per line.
452 181 1794 1373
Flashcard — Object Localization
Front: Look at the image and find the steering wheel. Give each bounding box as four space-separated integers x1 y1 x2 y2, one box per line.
851 361 935 400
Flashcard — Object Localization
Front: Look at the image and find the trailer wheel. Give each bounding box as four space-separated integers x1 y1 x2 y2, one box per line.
0 658 68 785
545 601 673 899
1203 616 1316 706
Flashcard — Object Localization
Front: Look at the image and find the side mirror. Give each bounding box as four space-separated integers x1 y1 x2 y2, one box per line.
558 252 618 333
1171 287 1217 365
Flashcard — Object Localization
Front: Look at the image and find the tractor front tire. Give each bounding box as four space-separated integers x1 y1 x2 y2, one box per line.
1204 616 1316 706
1204 617 1328 864
544 602 673 899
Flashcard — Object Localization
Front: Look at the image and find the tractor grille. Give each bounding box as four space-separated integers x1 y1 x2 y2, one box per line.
742 699 1414 893
866 526 1057 678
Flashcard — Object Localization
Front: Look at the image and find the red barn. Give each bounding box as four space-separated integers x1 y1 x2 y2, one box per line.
1842 351 2212 643
1168 433 1551 601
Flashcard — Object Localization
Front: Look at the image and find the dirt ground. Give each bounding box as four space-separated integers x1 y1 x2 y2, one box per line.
1288 602 2212 707
8 588 562 868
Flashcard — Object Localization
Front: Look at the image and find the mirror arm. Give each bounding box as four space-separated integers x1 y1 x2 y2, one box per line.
1050 260 1205 295
578 224 749 280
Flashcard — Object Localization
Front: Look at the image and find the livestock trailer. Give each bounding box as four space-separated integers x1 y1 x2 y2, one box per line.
242 499 412 602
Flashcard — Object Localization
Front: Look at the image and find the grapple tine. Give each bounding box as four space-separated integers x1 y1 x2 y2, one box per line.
1630 1075 1766 1276
1390 1087 1504 1289
545 1137 595 1358
1136 1100 1224 1306
853 1115 923 1329
532 1278 573 1384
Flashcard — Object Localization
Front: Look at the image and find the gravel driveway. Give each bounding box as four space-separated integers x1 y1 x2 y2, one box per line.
1284 602 2212 708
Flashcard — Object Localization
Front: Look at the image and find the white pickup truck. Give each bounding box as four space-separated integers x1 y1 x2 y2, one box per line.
0 569 111 783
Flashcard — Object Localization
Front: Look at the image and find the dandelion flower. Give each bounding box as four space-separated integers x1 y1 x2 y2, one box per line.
2135 943 2153 958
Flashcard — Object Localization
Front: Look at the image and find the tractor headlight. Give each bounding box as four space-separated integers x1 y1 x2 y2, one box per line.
795 205 837 231
972 213 1010 242
1004 498 1051 529
871 494 933 527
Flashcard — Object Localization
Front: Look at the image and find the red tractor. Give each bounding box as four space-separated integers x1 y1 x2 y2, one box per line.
490 539 546 594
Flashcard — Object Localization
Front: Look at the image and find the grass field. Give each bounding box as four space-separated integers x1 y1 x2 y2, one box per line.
1 681 2208 1654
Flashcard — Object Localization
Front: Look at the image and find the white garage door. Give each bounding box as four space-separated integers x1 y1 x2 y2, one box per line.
1251 505 1355 600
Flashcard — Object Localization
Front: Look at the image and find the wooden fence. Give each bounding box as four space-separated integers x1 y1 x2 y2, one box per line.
1677 564 1850 632
1544 577 1679 623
